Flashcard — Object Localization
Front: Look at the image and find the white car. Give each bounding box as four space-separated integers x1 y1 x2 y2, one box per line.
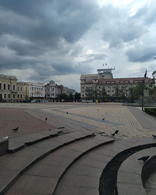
31 100 36 103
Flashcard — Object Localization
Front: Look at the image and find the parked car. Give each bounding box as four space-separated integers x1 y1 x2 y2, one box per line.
31 100 36 103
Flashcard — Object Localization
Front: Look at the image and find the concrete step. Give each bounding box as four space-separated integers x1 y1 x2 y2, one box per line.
0 130 96 194
117 147 156 195
8 129 62 153
3 135 114 195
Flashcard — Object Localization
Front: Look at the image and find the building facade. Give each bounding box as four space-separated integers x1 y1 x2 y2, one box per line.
45 81 63 101
0 74 18 102
17 82 29 101
80 68 153 100
27 82 45 100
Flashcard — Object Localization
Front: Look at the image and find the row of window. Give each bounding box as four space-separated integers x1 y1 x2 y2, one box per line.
30 87 43 91
0 83 16 90
3 94 23 99
82 85 135 91
99 80 148 84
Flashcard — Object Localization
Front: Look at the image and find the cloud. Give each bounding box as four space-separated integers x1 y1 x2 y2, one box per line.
0 0 156 93
126 44 156 62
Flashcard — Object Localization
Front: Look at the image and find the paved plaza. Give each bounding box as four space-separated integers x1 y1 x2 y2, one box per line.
0 102 156 140
1 102 156 195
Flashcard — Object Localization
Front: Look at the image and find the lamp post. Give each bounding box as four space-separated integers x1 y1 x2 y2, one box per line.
141 79 144 111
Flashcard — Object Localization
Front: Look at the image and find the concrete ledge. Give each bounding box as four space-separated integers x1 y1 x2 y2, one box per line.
117 147 156 195
0 139 8 157
142 155 156 185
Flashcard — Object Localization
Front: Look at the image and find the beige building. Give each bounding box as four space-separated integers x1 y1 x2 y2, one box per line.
0 74 18 102
17 82 29 101
80 68 153 100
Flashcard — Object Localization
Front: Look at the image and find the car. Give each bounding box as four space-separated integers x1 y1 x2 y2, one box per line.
31 100 36 103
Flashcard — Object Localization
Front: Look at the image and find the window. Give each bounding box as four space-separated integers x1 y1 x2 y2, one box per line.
8 84 10 90
18 94 19 98
8 94 10 98
13 94 15 98
4 83 6 90
21 87 22 91
13 84 15 90
18 87 19 91
82 87 84 89
107 90 109 93
112 90 114 93
103 81 105 84
120 81 123 83
99 87 101 89
125 81 128 83
0 83 1 89
21 94 22 98
4 94 6 98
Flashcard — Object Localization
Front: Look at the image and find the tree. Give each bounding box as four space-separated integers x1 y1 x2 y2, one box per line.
75 92 80 101
58 93 69 101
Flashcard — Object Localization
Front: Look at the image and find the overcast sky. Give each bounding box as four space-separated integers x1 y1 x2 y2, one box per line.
0 0 156 92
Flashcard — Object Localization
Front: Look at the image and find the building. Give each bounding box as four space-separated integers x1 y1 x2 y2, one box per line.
17 82 29 101
80 68 153 100
27 82 45 100
0 74 18 102
62 87 76 96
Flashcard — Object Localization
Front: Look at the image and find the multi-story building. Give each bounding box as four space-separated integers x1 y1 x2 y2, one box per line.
62 87 76 96
17 82 29 101
80 68 153 100
27 82 45 100
0 74 18 102
45 81 63 101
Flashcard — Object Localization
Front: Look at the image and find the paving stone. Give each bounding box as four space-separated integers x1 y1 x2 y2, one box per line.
118 171 142 185
117 183 147 195
68 164 103 178
5 175 58 194
8 141 25 152
37 154 73 167
54 185 99 195
25 163 66 178
61 174 99 188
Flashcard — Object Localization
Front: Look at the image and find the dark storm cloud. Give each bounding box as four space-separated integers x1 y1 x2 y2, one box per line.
0 0 99 43
126 45 156 62
0 0 100 75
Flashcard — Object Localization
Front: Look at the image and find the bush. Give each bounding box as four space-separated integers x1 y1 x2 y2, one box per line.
144 108 156 117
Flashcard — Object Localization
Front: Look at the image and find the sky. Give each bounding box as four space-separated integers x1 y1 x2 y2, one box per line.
0 0 156 92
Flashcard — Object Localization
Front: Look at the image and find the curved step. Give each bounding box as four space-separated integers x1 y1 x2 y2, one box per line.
99 137 156 195
117 147 156 195
8 129 62 153
4 135 114 194
0 131 96 194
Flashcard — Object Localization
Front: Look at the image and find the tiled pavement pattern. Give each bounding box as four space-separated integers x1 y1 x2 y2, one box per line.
0 102 156 194
0 108 56 139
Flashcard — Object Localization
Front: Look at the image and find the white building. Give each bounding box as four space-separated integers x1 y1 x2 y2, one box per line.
27 82 45 99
